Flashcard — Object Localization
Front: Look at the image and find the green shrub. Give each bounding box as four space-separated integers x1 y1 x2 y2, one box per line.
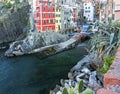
62 88 68 94
62 80 94 94
112 21 120 28
99 56 115 73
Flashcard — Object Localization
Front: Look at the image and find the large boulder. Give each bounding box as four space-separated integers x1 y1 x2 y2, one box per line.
5 32 69 57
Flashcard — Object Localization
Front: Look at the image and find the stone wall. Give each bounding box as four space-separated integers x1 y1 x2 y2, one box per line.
0 3 29 44
97 46 120 94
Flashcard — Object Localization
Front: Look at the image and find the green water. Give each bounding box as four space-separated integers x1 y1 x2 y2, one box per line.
0 46 87 94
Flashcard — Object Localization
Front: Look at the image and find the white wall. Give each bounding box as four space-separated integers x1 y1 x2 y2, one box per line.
83 2 94 21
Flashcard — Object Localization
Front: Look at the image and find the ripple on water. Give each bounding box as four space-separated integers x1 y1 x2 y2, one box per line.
0 46 88 94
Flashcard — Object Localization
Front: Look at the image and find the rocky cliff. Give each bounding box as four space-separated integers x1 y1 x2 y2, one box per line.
0 3 30 44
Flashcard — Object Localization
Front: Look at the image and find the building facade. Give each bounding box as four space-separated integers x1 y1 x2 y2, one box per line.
55 5 62 31
99 0 114 23
83 2 94 21
61 7 71 29
35 0 56 32
114 0 120 21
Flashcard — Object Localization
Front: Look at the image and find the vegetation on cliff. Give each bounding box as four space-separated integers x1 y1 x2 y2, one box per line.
90 22 120 73
0 1 30 44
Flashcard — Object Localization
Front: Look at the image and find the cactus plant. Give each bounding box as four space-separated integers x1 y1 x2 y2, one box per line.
82 88 94 94
62 80 94 94
62 87 68 94
68 88 74 94
78 79 83 93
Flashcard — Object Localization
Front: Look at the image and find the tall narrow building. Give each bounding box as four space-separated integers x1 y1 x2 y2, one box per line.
34 0 56 32
55 5 62 31
83 2 94 22
114 0 120 21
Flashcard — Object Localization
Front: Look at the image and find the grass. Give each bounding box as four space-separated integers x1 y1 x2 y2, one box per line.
99 56 115 73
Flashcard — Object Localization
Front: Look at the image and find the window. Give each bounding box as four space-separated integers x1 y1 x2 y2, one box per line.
59 20 61 23
53 14 55 17
42 5 45 10
53 19 55 23
56 8 58 12
46 26 48 31
48 13 50 17
47 20 49 23
88 7 90 9
44 13 46 17
53 7 55 11
44 20 46 24
56 20 58 23
85 7 87 9
44 6 46 10
50 19 53 23
49 19 50 23
48 5 50 10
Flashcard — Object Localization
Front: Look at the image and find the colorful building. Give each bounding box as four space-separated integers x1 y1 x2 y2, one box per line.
73 7 78 23
83 2 94 21
114 0 120 21
61 7 71 29
55 5 62 31
34 0 56 32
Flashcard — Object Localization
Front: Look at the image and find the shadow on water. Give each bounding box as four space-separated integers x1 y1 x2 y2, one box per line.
0 46 88 94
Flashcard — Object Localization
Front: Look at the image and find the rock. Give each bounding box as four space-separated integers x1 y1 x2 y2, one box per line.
84 75 89 80
5 32 69 57
60 79 65 86
89 71 97 85
49 90 55 94
96 71 103 85
68 79 72 87
56 91 62 94
90 55 103 70
71 52 95 71
81 67 91 74
73 71 81 77
53 87 60 93
64 83 70 89
68 72 74 79
88 83 102 92
76 73 85 82
83 80 89 85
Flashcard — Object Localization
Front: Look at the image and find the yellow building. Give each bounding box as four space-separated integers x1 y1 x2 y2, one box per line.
0 0 5 2
55 5 62 32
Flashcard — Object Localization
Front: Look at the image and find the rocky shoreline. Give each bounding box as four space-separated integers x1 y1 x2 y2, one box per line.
51 52 104 94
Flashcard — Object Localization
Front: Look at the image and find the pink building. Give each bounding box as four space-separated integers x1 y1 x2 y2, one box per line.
73 8 78 22
114 0 120 21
